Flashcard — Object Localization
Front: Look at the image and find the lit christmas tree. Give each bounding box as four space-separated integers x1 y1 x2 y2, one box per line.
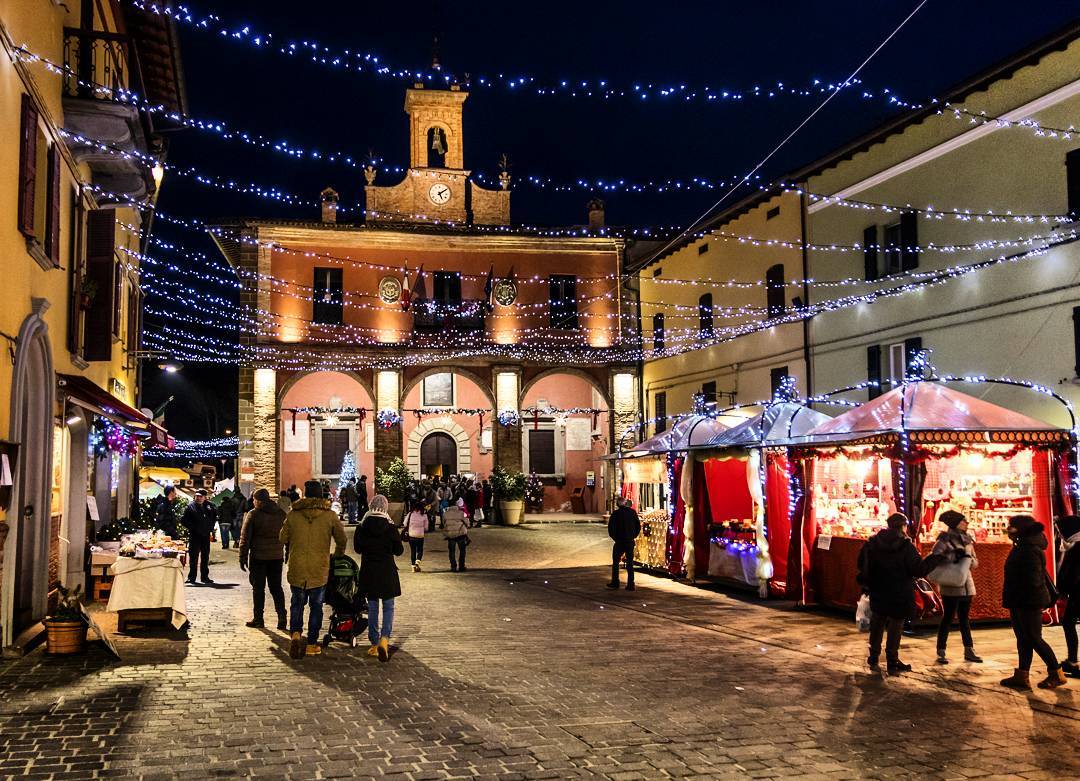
338 450 357 492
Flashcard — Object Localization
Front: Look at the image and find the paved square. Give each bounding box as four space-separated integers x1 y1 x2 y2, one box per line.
1 524 1077 780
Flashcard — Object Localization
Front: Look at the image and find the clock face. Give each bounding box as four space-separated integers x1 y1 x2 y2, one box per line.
493 279 518 307
378 276 403 304
428 183 451 205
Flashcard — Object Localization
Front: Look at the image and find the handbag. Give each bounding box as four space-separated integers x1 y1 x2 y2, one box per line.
928 555 972 589
1045 569 1060 609
855 593 872 632
474 508 484 522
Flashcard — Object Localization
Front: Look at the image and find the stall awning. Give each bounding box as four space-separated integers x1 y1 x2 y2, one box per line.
698 403 833 449
59 374 148 423
802 382 1070 445
628 414 745 455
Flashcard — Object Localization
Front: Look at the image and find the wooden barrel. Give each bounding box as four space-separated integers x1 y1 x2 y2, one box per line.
45 620 87 654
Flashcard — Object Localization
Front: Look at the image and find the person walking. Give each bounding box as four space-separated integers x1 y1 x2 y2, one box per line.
217 491 242 550
239 488 288 630
444 499 470 572
354 494 403 662
181 489 217 584
1056 515 1080 677
279 480 347 659
339 478 358 525
931 510 983 664
287 484 301 502
153 485 180 538
481 478 493 527
404 501 427 572
1000 514 1067 689
277 488 293 514
464 481 479 527
357 475 369 518
856 513 923 674
607 497 641 591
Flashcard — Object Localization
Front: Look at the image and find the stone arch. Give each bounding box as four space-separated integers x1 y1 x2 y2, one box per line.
519 367 612 409
406 418 471 477
277 369 375 408
400 367 495 410
3 305 55 648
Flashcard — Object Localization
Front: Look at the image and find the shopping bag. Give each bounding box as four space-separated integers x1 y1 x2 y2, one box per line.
927 556 972 589
474 508 485 522
855 594 872 632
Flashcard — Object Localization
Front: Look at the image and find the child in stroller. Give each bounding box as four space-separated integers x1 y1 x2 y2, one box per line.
321 555 368 648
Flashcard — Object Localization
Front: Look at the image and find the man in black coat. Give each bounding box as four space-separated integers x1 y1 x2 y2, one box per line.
856 512 923 673
181 490 217 584
607 497 641 591
154 486 179 538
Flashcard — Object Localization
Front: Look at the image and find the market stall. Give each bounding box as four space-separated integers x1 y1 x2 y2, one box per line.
789 381 1074 619
692 403 831 596
619 414 735 574
103 531 189 630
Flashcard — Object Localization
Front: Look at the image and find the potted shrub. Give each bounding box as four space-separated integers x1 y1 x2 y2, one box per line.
45 584 88 655
376 457 412 523
492 466 526 525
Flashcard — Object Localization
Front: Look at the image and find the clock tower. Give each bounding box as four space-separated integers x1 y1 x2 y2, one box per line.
364 82 511 226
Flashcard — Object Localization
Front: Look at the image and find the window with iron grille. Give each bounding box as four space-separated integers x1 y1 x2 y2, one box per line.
313 267 344 324
549 275 578 329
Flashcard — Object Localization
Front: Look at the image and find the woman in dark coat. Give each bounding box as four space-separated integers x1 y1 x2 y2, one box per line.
1000 515 1066 689
354 493 403 663
357 475 369 518
1056 515 1080 677
856 513 923 674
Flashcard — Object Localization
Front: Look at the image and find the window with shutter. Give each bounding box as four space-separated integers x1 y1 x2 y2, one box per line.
83 209 117 361
900 211 918 271
527 429 556 475
1068 149 1080 218
863 225 879 280
770 366 789 396
17 94 37 238
883 222 902 276
45 144 61 266
549 275 578 329
126 284 141 354
312 267 344 324
655 392 667 434
67 188 85 357
698 293 714 338
866 345 882 399
765 264 785 319
652 313 665 352
701 380 717 405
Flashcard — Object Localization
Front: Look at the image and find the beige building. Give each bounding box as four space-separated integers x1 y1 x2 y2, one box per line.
634 22 1080 436
0 0 182 651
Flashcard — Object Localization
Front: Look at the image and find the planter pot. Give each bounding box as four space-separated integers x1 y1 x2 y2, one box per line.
45 619 87 655
388 502 405 524
499 499 524 526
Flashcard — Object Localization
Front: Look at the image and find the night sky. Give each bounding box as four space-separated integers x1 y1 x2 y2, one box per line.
141 0 1080 443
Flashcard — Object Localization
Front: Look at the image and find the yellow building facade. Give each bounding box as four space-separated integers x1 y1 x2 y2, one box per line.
0 0 183 650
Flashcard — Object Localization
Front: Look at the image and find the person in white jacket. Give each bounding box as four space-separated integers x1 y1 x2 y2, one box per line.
443 499 470 572
404 501 427 571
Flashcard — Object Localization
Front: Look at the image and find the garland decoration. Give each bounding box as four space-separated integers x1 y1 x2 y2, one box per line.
497 410 521 427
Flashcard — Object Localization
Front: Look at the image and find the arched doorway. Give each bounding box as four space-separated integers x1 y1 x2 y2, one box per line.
4 310 55 647
420 432 457 478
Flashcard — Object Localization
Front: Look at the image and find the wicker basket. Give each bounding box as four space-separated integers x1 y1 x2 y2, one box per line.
45 619 87 654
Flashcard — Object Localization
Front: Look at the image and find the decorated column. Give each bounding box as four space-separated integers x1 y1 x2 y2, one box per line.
375 369 403 472
493 366 522 473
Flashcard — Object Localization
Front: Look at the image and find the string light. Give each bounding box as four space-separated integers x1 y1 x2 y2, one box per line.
129 0 918 108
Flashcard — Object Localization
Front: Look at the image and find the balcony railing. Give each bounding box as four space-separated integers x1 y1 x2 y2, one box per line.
63 27 144 101
412 299 487 333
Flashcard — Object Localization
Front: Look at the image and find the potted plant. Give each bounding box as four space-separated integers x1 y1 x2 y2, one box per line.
376 457 412 523
45 584 88 654
492 465 526 525
78 277 97 311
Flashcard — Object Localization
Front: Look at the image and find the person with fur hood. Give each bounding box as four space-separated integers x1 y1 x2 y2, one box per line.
279 480 347 659
1055 514 1080 678
1000 514 1066 689
856 512 924 674
930 510 982 664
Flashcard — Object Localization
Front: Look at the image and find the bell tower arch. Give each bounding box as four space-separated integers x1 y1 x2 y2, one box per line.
406 85 467 171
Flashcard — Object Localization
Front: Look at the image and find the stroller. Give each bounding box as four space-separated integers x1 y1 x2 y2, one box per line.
321 555 368 649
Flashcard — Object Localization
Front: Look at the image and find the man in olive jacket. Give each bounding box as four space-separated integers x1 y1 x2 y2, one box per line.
280 480 347 658
239 488 288 630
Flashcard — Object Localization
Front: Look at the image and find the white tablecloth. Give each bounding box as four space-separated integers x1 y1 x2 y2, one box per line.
707 542 758 586
106 557 188 628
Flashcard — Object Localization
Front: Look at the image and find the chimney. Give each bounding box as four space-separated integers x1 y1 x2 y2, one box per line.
587 198 605 230
320 187 339 223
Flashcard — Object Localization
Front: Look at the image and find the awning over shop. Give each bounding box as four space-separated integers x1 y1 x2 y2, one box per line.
59 374 170 444
699 403 832 449
802 382 1069 445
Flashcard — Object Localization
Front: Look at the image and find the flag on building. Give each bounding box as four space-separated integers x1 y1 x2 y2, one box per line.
483 265 495 312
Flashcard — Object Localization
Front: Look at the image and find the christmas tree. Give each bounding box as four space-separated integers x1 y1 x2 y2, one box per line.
338 450 357 492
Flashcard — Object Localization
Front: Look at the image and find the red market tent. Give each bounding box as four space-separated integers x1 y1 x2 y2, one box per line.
790 382 1073 619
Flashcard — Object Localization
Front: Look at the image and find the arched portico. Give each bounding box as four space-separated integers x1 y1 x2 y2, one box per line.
407 418 472 477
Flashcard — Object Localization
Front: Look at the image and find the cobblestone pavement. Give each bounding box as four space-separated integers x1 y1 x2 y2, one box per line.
1 523 1079 780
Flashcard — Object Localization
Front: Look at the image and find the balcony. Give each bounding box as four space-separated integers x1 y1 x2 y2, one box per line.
412 299 487 334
